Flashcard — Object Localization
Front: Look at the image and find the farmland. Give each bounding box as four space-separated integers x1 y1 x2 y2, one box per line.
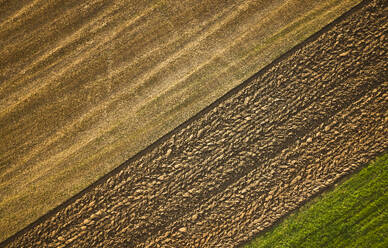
244 153 388 248
2 0 387 246
0 0 362 241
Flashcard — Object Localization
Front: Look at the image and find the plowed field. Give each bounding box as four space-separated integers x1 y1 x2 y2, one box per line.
0 0 361 241
2 0 386 247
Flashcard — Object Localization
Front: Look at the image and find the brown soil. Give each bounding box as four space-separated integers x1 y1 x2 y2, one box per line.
0 1 360 240
2 0 387 247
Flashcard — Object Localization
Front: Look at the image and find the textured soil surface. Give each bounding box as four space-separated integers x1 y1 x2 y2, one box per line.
2 0 387 247
0 0 361 240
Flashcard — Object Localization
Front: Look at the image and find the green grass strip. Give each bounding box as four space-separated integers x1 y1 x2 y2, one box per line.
245 153 388 248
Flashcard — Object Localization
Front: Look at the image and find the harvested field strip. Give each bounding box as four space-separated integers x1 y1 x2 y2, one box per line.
244 154 388 248
2 0 387 247
0 0 362 241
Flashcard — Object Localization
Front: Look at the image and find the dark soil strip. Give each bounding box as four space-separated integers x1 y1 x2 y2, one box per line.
2 0 387 247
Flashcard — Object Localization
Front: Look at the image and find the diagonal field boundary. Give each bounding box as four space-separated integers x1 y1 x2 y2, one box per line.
2 0 387 247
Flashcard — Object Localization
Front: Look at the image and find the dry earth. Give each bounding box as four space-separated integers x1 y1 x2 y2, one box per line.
2 0 387 247
0 0 361 241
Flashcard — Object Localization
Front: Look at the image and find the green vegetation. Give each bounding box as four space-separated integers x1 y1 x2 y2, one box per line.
245 153 388 248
